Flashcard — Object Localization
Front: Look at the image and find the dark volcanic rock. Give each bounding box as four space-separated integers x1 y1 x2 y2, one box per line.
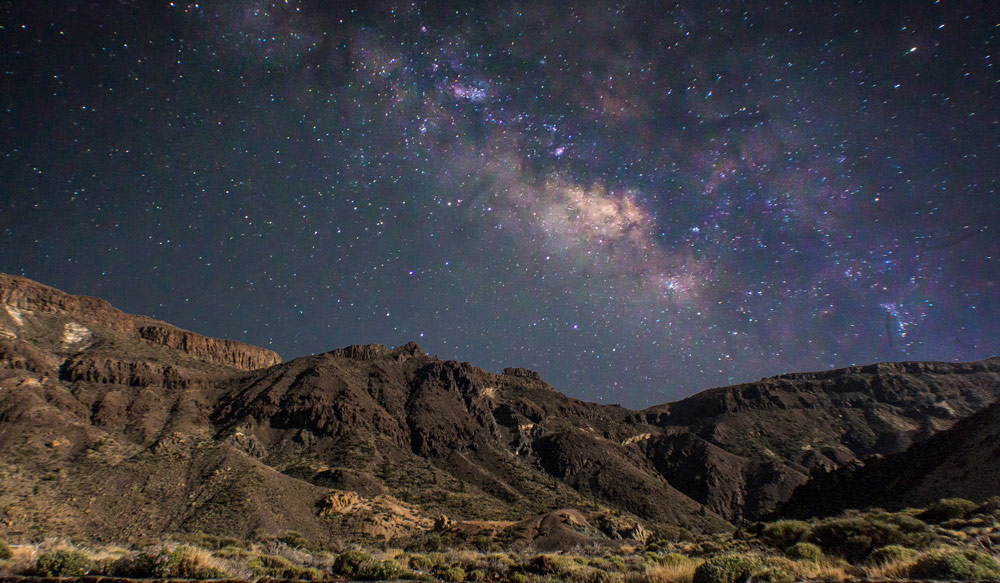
643 357 1000 520
780 399 1000 517
2 272 1000 546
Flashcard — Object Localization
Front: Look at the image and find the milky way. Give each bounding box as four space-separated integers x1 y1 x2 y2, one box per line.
2 2 998 406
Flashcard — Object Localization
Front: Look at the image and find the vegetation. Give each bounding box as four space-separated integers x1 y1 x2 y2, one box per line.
908 548 1000 581
1 497 999 582
34 549 93 576
867 543 918 566
920 498 981 523
783 542 822 561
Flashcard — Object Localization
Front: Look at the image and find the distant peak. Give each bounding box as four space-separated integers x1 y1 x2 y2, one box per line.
503 367 542 381
328 341 426 361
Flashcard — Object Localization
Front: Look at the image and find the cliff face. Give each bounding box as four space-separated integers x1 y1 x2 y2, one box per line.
0 274 280 372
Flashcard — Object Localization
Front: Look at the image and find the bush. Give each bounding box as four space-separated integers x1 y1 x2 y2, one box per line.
752 567 794 583
808 514 931 562
409 554 436 571
108 551 172 578
35 550 93 577
358 560 404 581
333 550 374 576
920 498 980 523
692 554 764 583
250 553 321 580
249 554 294 577
909 549 1000 581
867 544 918 566
525 554 576 576
785 542 822 561
0 540 11 561
761 520 812 549
438 566 466 582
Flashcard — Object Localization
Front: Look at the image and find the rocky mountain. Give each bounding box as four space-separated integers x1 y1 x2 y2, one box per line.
778 399 1000 519
1 273 999 547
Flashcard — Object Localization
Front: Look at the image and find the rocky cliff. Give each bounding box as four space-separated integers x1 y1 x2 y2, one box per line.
0 274 280 371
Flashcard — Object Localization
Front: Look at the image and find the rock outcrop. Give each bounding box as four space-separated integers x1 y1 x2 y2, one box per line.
0 274 280 371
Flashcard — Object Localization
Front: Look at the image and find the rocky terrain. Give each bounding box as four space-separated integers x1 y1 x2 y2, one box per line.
1 273 999 549
779 398 1000 519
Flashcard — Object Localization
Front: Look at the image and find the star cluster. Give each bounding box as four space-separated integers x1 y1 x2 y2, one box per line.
2 1 997 406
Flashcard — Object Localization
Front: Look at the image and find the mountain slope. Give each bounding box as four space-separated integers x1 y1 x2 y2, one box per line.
779 399 1000 518
640 359 1000 520
1 273 999 546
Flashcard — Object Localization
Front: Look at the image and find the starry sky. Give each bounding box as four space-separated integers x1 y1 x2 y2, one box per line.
2 1 998 407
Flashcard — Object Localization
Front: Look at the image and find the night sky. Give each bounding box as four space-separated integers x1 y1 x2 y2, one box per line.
2 2 998 407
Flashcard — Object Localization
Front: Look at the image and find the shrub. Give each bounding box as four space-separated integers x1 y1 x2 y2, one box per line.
409 554 436 571
216 545 252 558
509 573 531 583
471 535 492 552
109 551 172 578
438 565 466 582
692 554 764 583
909 549 1000 581
785 542 822 561
751 567 794 583
358 559 404 581
0 540 11 561
761 520 811 549
35 550 93 577
525 554 575 576
807 514 931 562
333 550 374 576
920 498 980 523
867 544 918 566
247 553 319 579
248 554 294 577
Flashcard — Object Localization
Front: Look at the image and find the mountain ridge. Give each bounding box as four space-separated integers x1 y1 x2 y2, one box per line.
0 273 281 372
1 273 998 548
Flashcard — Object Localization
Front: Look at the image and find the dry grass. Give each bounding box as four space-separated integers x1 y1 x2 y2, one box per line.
790 558 853 581
632 558 704 583
863 554 921 579
0 543 37 576
177 544 231 573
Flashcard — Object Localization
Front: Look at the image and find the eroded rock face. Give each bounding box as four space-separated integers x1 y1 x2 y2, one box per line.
0 274 280 372
137 325 278 371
